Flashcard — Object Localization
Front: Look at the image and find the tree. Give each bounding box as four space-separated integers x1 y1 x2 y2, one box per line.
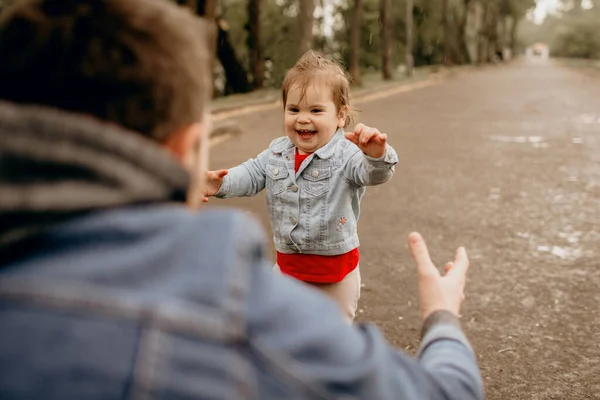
507 0 536 54
217 17 251 94
178 0 251 94
442 0 453 65
520 1 600 59
456 0 473 64
246 0 264 89
380 0 393 79
349 0 363 85
298 0 316 55
406 0 414 75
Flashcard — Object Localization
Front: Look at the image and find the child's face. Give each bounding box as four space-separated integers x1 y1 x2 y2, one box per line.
284 80 346 154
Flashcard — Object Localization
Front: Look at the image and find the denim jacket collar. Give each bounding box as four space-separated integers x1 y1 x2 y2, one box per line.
270 128 345 160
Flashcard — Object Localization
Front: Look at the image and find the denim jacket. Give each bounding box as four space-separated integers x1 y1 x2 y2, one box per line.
216 129 398 255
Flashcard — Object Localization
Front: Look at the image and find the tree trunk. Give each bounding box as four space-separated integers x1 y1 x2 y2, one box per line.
405 0 414 76
184 0 219 59
217 17 251 94
177 0 197 10
509 14 519 56
349 0 363 86
455 1 469 64
184 0 251 95
477 2 489 64
380 0 393 80
247 0 264 89
442 0 453 66
489 5 499 62
298 0 316 56
198 0 218 17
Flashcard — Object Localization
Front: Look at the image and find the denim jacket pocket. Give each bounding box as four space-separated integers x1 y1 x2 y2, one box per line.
302 166 331 197
266 161 288 195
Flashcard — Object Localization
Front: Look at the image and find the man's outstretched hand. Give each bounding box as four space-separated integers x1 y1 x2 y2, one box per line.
408 232 470 321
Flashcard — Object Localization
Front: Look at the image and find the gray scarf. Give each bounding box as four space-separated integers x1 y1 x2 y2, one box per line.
0 101 190 249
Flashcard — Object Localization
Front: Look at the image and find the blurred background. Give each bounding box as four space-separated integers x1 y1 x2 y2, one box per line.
1 1 598 399
3 0 596 98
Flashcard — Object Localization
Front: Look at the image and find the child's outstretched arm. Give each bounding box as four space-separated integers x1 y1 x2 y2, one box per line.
343 123 398 186
208 148 272 199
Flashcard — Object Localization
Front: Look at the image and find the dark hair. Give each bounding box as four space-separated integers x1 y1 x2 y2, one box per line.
0 0 211 141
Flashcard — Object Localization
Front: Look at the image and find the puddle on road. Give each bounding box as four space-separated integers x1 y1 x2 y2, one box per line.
558 231 581 244
490 135 542 143
489 187 501 200
536 245 583 260
576 114 600 124
489 135 548 148
518 230 587 261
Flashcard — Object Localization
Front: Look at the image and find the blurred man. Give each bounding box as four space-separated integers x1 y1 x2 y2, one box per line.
0 1 483 399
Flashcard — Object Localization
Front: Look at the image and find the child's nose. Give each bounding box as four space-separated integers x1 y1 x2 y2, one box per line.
296 115 311 124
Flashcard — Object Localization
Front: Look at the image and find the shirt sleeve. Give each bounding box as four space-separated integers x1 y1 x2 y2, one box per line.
215 148 271 198
343 143 398 187
245 263 484 400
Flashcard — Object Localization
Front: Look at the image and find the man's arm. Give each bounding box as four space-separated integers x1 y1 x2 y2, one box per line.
245 264 483 400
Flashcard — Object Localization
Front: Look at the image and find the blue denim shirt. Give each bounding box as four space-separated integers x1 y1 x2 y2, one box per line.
0 206 483 400
216 129 398 255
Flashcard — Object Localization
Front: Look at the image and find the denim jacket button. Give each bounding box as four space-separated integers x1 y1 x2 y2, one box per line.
291 184 298 192
290 217 297 224
311 169 319 178
273 168 279 176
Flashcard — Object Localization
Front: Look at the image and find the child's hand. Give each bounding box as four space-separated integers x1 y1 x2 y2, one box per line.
344 123 388 158
203 169 228 202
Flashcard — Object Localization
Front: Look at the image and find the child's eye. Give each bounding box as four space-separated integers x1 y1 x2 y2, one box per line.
287 107 299 113
311 109 323 113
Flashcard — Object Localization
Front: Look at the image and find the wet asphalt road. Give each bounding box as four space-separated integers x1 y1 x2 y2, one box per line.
208 58 600 399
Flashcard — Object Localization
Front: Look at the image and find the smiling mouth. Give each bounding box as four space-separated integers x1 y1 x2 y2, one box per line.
296 129 317 139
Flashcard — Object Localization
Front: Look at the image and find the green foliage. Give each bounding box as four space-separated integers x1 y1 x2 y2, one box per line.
222 0 300 86
519 4 600 59
218 0 538 85
413 0 445 65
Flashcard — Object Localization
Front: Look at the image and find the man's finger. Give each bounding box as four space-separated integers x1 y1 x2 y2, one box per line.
447 247 469 277
408 232 437 277
444 261 454 273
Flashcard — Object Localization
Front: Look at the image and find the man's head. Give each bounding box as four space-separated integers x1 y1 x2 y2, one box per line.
0 0 211 153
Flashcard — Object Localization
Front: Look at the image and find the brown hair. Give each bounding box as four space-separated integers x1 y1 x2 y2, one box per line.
0 0 211 142
282 50 357 128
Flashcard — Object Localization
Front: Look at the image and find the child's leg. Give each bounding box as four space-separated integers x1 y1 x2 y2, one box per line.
272 264 361 322
308 266 361 322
